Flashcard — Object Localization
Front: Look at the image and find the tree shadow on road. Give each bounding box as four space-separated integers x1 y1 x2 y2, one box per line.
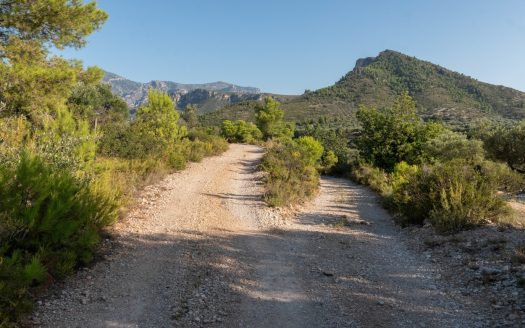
86 210 474 328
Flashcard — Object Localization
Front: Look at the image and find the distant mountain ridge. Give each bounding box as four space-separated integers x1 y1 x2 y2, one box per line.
103 71 262 113
202 50 525 129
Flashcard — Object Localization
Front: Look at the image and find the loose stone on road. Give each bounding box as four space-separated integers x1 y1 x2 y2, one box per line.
33 144 481 327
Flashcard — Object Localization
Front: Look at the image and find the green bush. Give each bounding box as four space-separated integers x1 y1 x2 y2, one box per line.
167 148 188 171
255 97 294 140
221 120 262 143
356 92 443 171
321 150 338 173
388 163 431 224
474 120 525 172
98 92 228 165
422 129 484 163
479 160 524 192
187 126 220 141
298 124 353 174
294 136 324 166
349 162 391 195
428 160 510 232
350 93 522 232
391 160 511 232
261 137 324 206
0 153 119 323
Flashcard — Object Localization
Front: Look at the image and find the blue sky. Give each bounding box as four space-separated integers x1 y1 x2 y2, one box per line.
60 0 525 94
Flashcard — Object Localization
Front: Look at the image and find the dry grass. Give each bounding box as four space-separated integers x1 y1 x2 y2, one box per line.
501 201 525 228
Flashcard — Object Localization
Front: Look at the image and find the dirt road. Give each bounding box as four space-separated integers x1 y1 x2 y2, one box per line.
33 144 481 327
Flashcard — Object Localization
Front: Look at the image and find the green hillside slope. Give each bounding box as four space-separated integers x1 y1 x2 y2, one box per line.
202 50 525 129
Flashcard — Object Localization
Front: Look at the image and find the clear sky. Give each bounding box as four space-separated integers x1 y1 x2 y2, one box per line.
59 0 525 94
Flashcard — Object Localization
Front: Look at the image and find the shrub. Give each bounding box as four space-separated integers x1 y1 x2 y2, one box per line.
299 124 353 174
294 136 324 166
255 97 294 140
389 163 433 225
0 153 119 323
349 162 391 195
422 129 484 163
475 120 525 172
187 127 220 141
0 116 31 165
135 89 186 146
478 160 524 193
321 150 338 173
356 92 443 171
427 160 509 232
167 149 188 171
221 119 262 143
391 160 511 232
261 137 324 206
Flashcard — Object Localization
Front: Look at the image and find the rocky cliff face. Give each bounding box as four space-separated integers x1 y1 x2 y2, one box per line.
174 89 262 114
103 71 262 114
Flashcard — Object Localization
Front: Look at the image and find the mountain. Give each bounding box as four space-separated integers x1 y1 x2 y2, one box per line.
202 50 525 129
103 71 263 114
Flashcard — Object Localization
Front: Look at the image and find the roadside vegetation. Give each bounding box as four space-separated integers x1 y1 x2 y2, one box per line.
221 119 262 144
221 97 329 207
0 2 227 325
348 92 523 232
255 98 314 205
244 92 524 234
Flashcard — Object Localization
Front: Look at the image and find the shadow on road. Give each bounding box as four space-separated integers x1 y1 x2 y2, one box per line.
96 183 473 328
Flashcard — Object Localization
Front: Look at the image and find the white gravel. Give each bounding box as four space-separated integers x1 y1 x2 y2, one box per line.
30 144 488 327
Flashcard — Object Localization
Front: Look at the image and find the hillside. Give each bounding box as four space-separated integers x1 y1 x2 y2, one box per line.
202 50 525 129
103 71 263 113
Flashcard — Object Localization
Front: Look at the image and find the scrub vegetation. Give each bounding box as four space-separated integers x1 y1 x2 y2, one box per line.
0 1 226 324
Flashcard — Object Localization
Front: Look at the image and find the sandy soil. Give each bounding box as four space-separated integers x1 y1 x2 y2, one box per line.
31 144 484 327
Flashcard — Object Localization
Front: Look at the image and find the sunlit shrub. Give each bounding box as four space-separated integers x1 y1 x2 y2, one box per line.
261 137 324 206
391 160 511 232
349 163 391 195
0 153 119 322
221 119 262 144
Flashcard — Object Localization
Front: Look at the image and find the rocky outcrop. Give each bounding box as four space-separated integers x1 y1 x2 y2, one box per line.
103 71 261 113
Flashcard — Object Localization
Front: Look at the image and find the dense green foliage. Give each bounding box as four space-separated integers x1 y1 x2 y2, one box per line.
351 94 523 232
97 89 227 163
68 83 129 125
473 120 525 173
389 160 519 231
0 0 108 50
0 1 112 323
250 99 326 206
0 0 107 125
261 137 324 206
0 154 119 324
255 97 294 140
0 2 228 324
297 122 354 174
422 129 484 163
221 120 262 143
356 91 443 171
182 104 199 129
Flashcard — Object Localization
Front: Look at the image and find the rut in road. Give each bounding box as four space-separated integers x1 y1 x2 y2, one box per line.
33 144 481 328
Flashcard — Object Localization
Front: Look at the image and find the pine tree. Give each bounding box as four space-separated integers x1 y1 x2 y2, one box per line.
255 97 294 140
